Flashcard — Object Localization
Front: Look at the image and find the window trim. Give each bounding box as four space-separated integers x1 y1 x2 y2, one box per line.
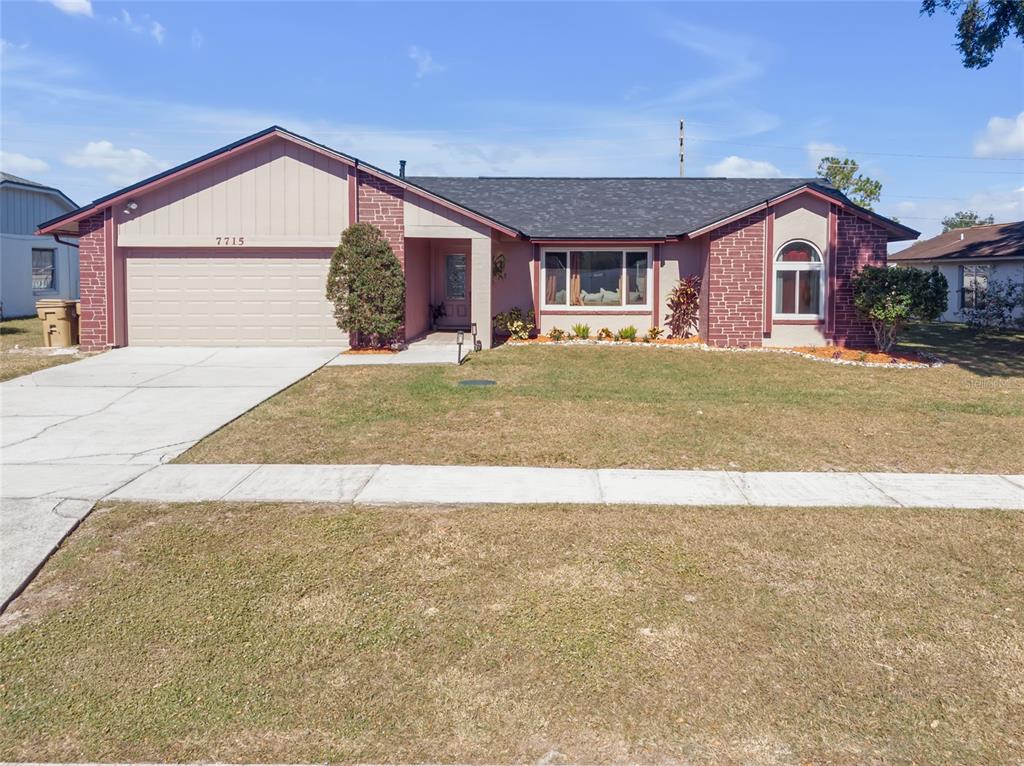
31 248 57 294
959 264 989 310
772 239 825 320
540 247 654 312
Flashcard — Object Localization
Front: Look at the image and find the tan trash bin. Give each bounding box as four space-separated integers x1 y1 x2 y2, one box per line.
36 299 80 348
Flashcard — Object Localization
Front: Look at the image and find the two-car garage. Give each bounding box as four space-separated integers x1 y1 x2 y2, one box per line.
125 253 346 347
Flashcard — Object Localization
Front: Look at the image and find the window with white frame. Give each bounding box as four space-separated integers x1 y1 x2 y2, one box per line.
960 264 989 309
774 241 824 317
32 248 56 292
542 249 651 308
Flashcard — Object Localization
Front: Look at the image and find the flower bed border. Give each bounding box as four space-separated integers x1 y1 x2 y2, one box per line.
503 337 940 369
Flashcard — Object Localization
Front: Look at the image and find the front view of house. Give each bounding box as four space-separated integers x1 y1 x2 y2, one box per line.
37 126 917 352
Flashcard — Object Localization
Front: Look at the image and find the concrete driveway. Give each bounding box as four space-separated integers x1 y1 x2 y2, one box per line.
1 346 338 606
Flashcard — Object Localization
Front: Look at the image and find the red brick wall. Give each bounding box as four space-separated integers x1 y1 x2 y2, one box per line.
355 170 406 345
831 210 888 347
704 212 766 348
357 171 404 268
77 211 110 352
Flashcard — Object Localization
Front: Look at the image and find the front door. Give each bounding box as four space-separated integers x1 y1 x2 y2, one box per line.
433 251 470 328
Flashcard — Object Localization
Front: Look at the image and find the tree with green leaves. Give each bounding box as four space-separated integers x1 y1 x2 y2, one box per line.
941 210 995 232
921 0 1024 68
326 222 406 347
852 265 948 352
816 157 882 211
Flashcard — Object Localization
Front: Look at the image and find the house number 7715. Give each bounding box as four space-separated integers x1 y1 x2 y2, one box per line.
216 236 246 246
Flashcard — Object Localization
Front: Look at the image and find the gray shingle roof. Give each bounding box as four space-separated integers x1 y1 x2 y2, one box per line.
1 171 48 187
407 176 831 238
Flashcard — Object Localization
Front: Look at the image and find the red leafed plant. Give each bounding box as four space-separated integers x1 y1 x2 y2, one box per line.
665 276 701 339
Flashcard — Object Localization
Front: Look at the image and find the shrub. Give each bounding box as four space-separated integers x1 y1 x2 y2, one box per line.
597 327 614 341
326 223 405 346
617 325 638 342
646 326 664 341
494 307 536 339
570 323 590 339
665 276 701 338
962 279 1024 330
548 327 567 341
852 266 947 352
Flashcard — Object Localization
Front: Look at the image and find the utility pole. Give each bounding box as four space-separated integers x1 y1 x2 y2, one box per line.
678 118 685 177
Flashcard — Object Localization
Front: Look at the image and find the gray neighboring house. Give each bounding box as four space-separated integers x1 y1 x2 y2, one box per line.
889 221 1023 322
1 172 79 318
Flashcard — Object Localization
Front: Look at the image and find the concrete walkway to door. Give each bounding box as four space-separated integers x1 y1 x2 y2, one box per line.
1 346 339 607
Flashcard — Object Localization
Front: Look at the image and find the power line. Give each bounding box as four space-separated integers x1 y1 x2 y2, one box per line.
685 135 1023 163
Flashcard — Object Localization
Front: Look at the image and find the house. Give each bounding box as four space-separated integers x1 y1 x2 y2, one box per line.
36 126 917 352
889 221 1024 322
1 173 79 318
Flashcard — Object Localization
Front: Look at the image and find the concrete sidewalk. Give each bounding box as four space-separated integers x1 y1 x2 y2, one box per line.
107 463 1024 509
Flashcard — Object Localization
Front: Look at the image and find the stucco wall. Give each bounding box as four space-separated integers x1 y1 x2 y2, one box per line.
117 137 350 248
404 193 490 239
928 260 1024 322
766 193 830 346
659 239 704 334
404 238 431 340
772 194 829 256
539 312 654 336
491 239 534 316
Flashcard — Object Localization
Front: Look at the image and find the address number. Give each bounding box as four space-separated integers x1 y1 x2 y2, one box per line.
216 236 246 246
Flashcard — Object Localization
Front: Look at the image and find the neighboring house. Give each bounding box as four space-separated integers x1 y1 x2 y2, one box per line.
889 221 1024 322
37 126 917 352
1 173 79 318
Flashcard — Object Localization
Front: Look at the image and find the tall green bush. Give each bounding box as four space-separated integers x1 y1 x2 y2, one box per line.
852 266 947 352
326 223 406 347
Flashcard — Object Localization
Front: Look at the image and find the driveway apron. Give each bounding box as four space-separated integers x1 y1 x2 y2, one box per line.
0 346 337 607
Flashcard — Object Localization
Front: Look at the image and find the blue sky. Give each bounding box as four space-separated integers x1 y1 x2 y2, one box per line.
2 0 1022 242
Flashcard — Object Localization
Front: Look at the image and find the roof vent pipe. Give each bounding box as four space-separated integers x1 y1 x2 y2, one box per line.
960 232 965 240
399 160 406 179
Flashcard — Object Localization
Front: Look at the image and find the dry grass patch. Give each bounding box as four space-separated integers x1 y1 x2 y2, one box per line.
1 502 1021 764
0 316 80 381
179 324 1024 472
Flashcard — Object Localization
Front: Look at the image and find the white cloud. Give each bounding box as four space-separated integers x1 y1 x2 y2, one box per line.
64 140 167 184
191 29 204 49
113 9 167 45
974 112 1024 157
705 155 782 178
49 0 92 17
0 150 50 175
408 45 444 79
806 141 846 172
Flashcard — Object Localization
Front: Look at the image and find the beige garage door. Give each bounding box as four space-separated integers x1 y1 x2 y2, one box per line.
126 255 348 346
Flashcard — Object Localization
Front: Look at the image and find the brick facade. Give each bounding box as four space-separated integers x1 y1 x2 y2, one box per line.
703 211 766 348
355 170 406 345
356 171 405 268
77 211 110 352
830 209 887 347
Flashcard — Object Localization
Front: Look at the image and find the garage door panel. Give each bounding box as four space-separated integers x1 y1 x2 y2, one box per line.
126 255 349 347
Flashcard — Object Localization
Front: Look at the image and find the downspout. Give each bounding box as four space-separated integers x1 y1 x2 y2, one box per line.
52 234 79 249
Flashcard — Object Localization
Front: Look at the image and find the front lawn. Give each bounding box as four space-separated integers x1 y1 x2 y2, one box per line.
0 316 80 382
2 502 1020 763
179 324 1024 473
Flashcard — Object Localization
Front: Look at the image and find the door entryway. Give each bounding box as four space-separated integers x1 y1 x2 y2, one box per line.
432 250 471 329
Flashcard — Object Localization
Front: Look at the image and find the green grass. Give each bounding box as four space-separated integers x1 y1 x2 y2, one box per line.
0 316 80 382
2 501 1021 763
178 322 1024 473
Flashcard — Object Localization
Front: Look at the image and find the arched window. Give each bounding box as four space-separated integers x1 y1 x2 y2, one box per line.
774 241 824 317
